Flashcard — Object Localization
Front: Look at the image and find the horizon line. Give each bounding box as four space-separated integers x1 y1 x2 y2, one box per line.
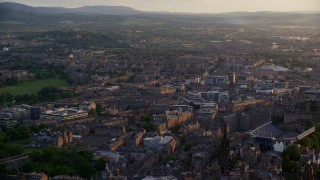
1 1 320 14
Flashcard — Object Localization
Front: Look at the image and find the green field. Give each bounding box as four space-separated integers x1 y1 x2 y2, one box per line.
0 78 69 95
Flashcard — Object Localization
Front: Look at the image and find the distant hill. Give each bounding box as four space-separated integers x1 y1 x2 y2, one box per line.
0 6 39 23
0 2 141 15
0 2 320 27
72 6 140 15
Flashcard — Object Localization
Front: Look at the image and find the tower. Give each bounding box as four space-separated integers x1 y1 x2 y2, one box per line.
219 121 231 173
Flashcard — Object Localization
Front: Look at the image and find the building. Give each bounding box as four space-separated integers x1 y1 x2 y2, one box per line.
160 85 176 94
273 142 285 152
205 75 229 85
165 111 189 129
180 121 200 135
0 111 18 129
144 136 177 153
197 103 218 120
141 176 177 180
187 130 214 145
30 107 41 121
79 102 96 112
2 47 9 52
223 114 239 133
21 172 48 180
272 42 279 50
0 106 31 129
258 64 291 77
186 91 201 100
32 130 73 148
108 136 126 151
40 108 88 121
201 91 229 102
95 125 126 137
126 129 146 146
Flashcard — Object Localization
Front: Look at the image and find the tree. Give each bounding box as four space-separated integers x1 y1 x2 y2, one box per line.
73 154 95 179
0 164 6 174
299 137 313 149
0 131 8 143
95 158 107 171
4 143 23 156
283 144 301 161
38 123 48 131
77 162 95 179
6 129 20 140
96 104 104 115
140 114 151 122
0 150 10 159
16 125 31 139
30 150 43 162
22 160 34 173
163 155 174 164
88 108 97 116
184 142 194 151
30 125 40 134
283 160 300 173
314 132 320 141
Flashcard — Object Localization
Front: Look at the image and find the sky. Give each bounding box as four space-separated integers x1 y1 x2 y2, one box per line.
1 0 320 13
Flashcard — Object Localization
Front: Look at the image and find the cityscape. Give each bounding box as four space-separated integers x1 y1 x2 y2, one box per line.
0 1 320 179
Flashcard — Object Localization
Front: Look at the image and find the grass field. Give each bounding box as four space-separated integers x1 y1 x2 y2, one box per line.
0 78 69 95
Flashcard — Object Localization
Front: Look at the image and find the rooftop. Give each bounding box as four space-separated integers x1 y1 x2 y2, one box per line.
250 122 283 139
259 64 289 72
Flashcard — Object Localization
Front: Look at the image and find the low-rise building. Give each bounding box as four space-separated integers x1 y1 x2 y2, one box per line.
160 85 176 94
205 75 229 85
197 103 218 120
21 172 48 180
144 136 177 153
95 125 126 136
40 108 88 121
79 102 96 112
32 130 72 148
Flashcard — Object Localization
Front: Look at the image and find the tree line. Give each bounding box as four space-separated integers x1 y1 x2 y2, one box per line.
0 86 77 105
22 147 107 179
0 124 48 159
282 124 320 173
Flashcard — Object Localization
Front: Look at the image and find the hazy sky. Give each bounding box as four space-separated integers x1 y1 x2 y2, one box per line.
2 0 320 13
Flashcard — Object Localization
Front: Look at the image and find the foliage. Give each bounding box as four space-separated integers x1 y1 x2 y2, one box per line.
30 125 40 134
142 123 154 132
95 158 108 171
96 103 104 115
140 114 151 122
23 147 99 179
88 108 97 116
276 59 315 70
0 164 7 174
38 86 75 102
298 137 313 149
38 123 48 131
171 126 181 135
0 87 75 105
0 143 23 159
183 158 192 167
184 142 194 151
6 129 21 140
163 155 175 164
0 131 8 143
5 125 44 140
283 160 300 173
283 144 301 161
0 124 51 160
282 144 301 172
